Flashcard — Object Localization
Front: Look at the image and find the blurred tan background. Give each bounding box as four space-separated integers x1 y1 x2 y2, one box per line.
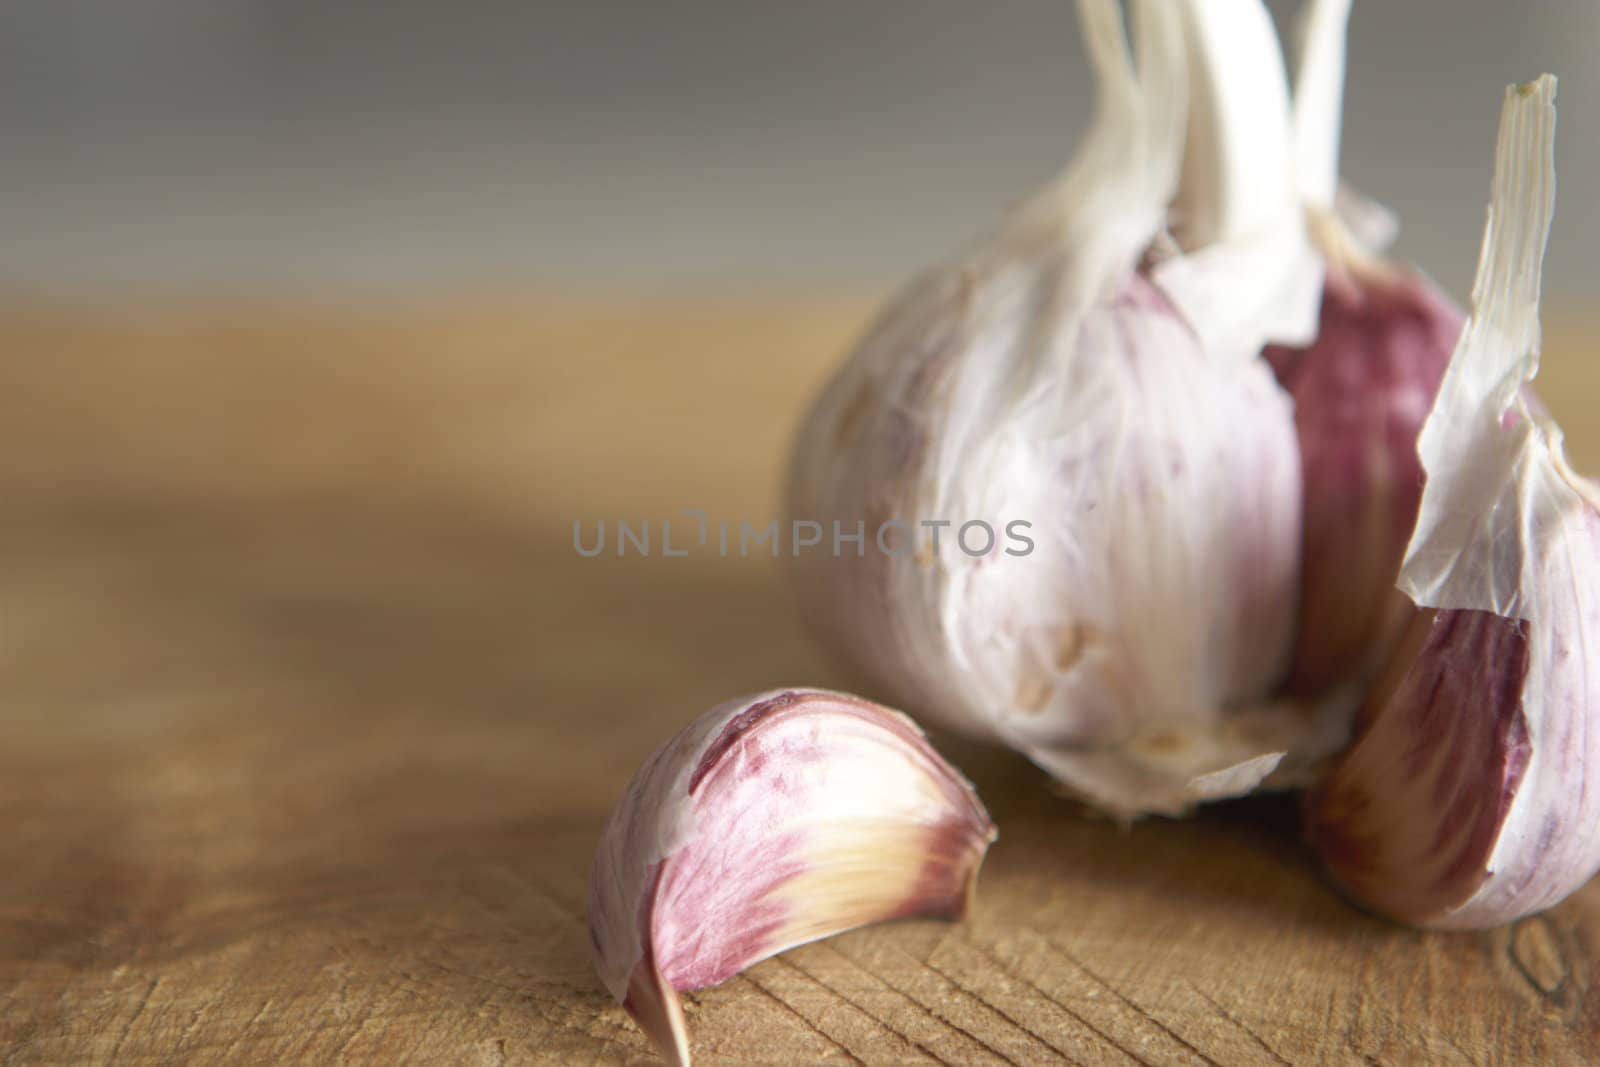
1 1 1597 308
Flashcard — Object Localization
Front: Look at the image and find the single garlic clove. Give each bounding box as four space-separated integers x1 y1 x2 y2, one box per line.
1263 0 1466 698
1305 76 1600 929
1264 270 1463 696
787 0 1328 817
587 689 997 1065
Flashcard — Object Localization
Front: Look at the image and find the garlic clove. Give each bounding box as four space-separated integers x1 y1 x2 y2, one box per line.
1264 271 1463 695
1304 606 1538 927
587 689 997 1064
1306 76 1600 929
1262 0 1466 697
787 0 1328 818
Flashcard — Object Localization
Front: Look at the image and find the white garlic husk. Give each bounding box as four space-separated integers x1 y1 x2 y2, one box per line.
1306 76 1600 928
787 0 1330 817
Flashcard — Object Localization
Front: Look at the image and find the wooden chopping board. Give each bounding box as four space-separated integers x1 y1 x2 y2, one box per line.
1 293 1596 1065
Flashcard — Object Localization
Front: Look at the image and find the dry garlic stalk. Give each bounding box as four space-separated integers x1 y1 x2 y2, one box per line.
1264 0 1466 697
787 0 1327 817
1306 76 1600 928
588 689 996 1065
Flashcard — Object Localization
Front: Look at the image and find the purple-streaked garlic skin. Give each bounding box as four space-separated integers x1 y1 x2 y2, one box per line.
588 689 996 1064
1263 269 1463 696
1306 503 1600 929
1304 607 1531 925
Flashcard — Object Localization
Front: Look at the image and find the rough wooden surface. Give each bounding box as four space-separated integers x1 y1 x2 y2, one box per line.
1 295 1598 1066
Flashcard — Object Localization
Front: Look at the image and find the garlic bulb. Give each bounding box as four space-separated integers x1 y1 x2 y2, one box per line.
787 0 1329 817
1263 0 1467 698
588 689 996 1065
1305 76 1600 929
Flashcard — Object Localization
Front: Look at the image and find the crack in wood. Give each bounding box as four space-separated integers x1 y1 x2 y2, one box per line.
422 960 528 999
741 970 869 1065
814 942 1028 1067
215 997 276 1062
1045 939 1223 1067
176 994 220 1051
770 954 957 1066
331 1008 378 1061
105 976 161 1063
1183 981 1291 1067
922 954 1078 1061
972 941 1153 1067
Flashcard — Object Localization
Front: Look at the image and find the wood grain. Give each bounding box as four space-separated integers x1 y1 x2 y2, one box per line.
1 295 1597 1065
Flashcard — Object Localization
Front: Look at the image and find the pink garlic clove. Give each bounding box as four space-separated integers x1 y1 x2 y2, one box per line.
1268 0 1466 698
1305 606 1532 926
1263 268 1463 696
1305 76 1600 929
587 689 996 1065
1307 501 1600 928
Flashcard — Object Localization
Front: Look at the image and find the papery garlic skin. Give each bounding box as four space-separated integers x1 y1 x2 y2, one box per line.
1306 76 1600 929
788 0 1326 817
588 689 996 1065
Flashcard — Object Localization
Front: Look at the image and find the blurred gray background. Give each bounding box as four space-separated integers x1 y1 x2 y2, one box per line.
2 1 1596 307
